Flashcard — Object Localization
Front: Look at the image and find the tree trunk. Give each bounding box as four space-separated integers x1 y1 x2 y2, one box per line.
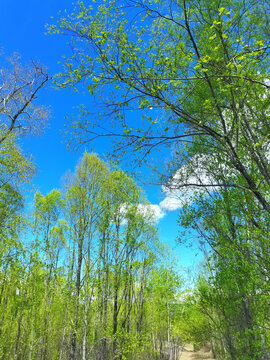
69 239 83 360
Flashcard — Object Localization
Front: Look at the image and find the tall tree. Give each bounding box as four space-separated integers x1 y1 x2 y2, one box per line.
179 173 270 359
33 190 63 360
0 53 49 360
63 152 108 360
50 0 270 212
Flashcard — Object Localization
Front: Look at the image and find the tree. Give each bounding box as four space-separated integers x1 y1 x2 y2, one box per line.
63 152 108 360
50 0 270 213
33 190 63 360
0 149 185 360
178 169 270 359
0 53 49 262
50 4 270 354
177 290 210 352
0 54 50 360
0 53 49 144
146 265 182 359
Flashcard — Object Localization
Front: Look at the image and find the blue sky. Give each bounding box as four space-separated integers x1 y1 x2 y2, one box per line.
0 0 203 278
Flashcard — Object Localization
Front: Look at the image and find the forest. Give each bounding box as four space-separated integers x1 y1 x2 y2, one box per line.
0 0 270 359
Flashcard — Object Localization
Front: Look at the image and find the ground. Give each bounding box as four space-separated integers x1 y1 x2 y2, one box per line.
179 344 215 360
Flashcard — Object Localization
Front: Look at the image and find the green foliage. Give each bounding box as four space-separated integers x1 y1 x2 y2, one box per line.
0 152 183 360
177 291 210 347
48 1 270 357
50 1 269 204
178 177 270 359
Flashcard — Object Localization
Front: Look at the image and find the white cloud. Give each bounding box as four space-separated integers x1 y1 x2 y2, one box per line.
140 204 166 222
119 203 166 224
158 154 220 214
159 196 183 211
159 190 191 212
163 156 215 192
120 154 230 223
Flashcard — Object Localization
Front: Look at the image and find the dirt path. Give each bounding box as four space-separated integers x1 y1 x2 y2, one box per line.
179 344 215 360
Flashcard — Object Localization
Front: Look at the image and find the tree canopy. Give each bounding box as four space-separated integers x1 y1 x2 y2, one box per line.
50 0 270 209
47 1 270 358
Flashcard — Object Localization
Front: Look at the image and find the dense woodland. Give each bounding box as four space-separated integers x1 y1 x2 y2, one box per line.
0 147 184 360
1 0 270 359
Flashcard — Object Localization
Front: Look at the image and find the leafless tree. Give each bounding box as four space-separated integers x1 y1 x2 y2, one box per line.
0 53 49 144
